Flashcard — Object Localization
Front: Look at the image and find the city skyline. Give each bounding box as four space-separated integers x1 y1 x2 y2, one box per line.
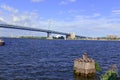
0 0 120 37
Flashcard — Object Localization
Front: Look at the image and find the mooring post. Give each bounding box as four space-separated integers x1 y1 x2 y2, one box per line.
74 53 96 77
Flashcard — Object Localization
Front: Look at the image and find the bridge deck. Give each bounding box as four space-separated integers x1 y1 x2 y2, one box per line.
0 24 85 38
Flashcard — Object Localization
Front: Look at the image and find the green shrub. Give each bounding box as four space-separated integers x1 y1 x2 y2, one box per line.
95 62 101 72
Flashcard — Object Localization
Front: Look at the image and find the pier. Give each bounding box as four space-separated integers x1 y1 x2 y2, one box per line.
0 39 5 46
74 53 96 77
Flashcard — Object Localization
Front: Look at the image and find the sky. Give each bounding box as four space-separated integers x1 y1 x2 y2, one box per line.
0 0 120 37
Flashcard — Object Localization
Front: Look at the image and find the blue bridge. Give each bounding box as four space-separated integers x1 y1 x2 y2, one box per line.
0 24 86 39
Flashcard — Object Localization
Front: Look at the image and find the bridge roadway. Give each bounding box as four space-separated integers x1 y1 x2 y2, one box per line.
0 24 85 38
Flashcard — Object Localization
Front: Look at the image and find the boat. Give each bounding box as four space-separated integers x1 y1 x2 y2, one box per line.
0 39 5 46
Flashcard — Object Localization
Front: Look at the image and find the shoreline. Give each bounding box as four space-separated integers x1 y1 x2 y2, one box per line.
1 37 120 41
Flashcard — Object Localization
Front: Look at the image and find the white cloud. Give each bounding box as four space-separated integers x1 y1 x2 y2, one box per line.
1 4 18 13
0 4 120 37
31 0 44 3
10 12 40 27
112 10 120 15
93 13 101 17
1 11 120 37
0 17 4 21
12 16 20 22
0 17 7 24
0 17 6 24
59 0 76 5
0 7 40 27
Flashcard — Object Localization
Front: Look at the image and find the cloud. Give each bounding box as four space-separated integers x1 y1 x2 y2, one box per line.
112 10 120 14
1 11 120 37
31 0 44 3
93 13 101 17
0 4 120 37
10 12 40 27
0 5 40 27
0 17 6 24
59 0 77 5
0 17 4 21
1 4 18 13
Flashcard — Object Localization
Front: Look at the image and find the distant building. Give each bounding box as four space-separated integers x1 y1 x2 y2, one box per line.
66 33 75 39
53 36 64 39
107 35 118 40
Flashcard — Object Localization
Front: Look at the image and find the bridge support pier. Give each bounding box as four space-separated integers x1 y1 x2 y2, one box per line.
47 32 53 39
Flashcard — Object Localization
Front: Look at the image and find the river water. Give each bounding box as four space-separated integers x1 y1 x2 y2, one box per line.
0 38 120 80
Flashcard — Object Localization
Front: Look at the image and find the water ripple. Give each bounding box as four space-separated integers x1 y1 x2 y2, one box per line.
0 39 120 80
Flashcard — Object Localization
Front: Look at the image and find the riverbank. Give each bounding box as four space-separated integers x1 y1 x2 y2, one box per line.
1 36 120 41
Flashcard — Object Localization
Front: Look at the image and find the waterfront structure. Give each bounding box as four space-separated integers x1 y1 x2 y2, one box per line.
0 24 86 39
0 39 5 46
107 35 118 40
74 53 96 77
66 33 76 39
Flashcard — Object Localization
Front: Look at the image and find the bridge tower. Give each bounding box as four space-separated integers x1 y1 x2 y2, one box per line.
47 19 53 39
66 33 76 40
47 32 53 39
